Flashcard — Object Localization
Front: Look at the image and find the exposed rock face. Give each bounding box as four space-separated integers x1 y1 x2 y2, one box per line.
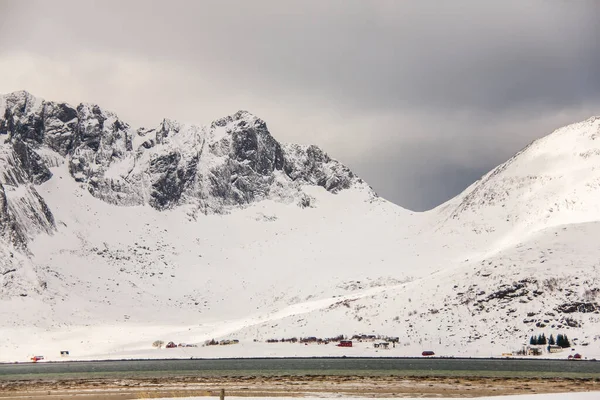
0 90 374 229
0 183 9 235
283 144 362 192
0 137 55 247
10 140 52 184
0 182 51 248
149 150 198 209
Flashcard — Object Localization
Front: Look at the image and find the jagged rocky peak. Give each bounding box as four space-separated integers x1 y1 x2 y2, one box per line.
0 91 374 214
283 143 362 193
209 110 285 174
1 90 43 118
0 91 131 157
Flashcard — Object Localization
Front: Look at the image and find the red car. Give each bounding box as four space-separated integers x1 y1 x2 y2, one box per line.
422 351 435 356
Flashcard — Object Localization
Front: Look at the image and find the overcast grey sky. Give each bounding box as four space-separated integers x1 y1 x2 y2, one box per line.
1 0 599 210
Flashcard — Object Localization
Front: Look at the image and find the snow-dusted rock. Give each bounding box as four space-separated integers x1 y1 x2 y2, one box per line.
0 141 55 247
1 92 374 216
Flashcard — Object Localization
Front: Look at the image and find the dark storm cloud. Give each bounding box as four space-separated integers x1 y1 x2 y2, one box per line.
1 0 599 210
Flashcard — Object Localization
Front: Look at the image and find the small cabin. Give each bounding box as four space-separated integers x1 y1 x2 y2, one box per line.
374 342 389 349
60 351 69 357
527 347 542 356
338 340 353 347
548 345 562 353
166 341 177 348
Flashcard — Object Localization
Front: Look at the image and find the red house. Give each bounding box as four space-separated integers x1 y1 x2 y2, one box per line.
338 340 353 347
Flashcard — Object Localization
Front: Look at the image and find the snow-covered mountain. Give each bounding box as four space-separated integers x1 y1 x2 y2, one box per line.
1 90 599 362
437 116 600 249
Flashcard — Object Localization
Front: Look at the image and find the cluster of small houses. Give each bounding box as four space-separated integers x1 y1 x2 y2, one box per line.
265 334 403 350
204 339 240 346
265 334 345 345
33 333 587 363
164 342 198 348
507 345 584 360
502 333 585 360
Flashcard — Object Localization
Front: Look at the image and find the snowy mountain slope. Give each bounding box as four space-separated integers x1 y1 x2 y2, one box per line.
1 90 600 362
0 160 432 360
227 221 600 357
17 163 422 325
6 216 600 361
436 116 600 251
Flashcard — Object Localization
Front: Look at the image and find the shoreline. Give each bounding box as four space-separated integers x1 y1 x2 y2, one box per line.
0 375 599 399
2 355 598 365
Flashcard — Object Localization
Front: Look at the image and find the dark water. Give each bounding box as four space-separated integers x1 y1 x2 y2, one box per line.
1 358 599 380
